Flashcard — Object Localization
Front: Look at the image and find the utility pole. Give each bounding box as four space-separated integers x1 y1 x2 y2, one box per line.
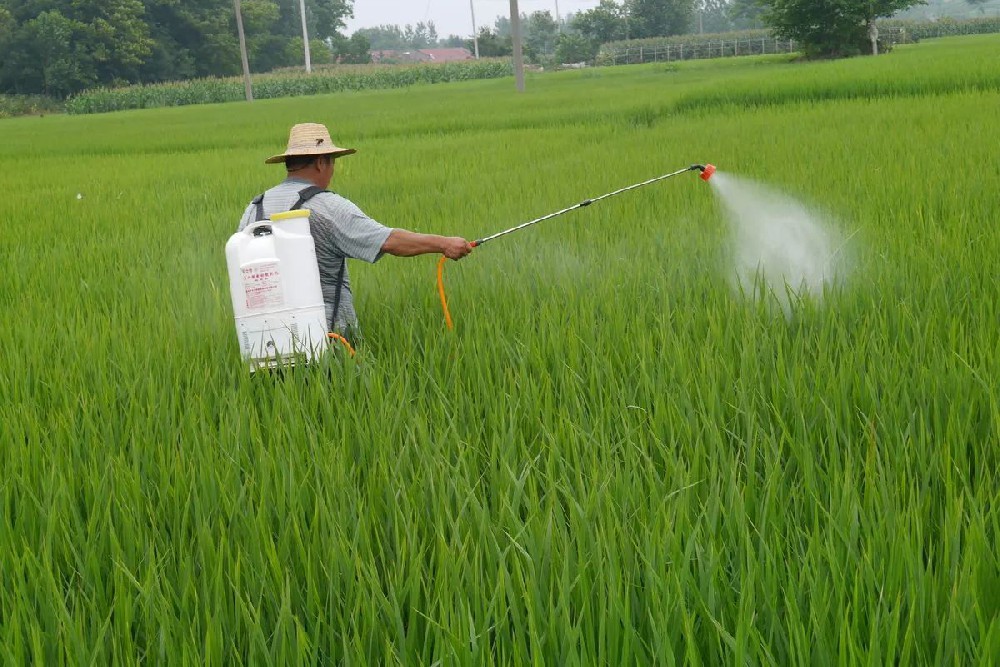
554 0 561 30
470 0 479 58
299 0 312 72
234 0 253 102
509 0 525 92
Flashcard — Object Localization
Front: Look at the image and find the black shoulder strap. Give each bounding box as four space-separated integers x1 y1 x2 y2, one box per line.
252 194 265 222
287 186 347 333
291 186 328 211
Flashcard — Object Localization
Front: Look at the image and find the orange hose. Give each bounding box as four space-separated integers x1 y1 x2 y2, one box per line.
327 332 356 357
437 255 454 330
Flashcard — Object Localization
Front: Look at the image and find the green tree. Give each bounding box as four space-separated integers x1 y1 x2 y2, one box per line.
355 24 407 50
472 27 512 57
403 21 437 49
573 0 629 42
555 32 599 62
729 0 765 27
332 31 371 63
759 0 923 57
440 34 466 48
523 10 558 60
494 15 511 37
242 0 286 71
695 0 735 32
626 0 696 38
0 0 356 93
0 0 151 96
139 0 240 81
5 11 93 96
309 0 353 40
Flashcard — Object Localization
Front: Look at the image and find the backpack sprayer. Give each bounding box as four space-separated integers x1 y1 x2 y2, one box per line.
437 163 716 329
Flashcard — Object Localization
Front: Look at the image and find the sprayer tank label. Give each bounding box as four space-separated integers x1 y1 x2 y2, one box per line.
241 261 284 310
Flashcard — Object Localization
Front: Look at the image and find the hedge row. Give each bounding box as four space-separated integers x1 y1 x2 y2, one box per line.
0 94 62 119
65 60 512 115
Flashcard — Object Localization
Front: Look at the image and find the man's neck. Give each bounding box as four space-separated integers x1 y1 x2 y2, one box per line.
284 172 322 187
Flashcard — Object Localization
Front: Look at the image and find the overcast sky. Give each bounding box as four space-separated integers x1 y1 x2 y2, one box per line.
345 0 604 39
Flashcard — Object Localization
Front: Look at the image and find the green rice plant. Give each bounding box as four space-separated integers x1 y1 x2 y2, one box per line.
671 35 1000 113
0 34 998 665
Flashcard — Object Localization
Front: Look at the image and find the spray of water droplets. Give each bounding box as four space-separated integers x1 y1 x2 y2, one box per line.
708 172 850 312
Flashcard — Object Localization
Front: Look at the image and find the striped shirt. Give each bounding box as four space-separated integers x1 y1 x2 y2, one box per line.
238 177 393 333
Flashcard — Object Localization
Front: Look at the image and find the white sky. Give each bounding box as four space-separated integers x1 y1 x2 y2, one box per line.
345 0 604 38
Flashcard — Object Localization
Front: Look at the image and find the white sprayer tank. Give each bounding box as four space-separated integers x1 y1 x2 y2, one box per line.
225 209 328 371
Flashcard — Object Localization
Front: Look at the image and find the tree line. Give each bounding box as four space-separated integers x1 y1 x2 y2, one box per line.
3 0 966 99
0 0 352 97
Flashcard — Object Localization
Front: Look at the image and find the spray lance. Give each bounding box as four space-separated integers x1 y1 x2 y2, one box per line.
436 163 716 329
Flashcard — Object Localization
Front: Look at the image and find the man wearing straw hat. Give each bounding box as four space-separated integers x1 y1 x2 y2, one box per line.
238 122 473 342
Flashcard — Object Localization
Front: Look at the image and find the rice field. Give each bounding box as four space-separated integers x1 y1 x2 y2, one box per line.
1 35 998 664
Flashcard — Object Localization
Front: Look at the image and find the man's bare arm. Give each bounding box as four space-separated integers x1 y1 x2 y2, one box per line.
381 229 473 260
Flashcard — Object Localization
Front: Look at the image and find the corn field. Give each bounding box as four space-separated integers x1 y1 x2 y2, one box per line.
64 60 512 115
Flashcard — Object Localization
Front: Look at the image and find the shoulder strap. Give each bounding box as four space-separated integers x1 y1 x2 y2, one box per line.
287 186 347 333
291 186 328 211
252 194 265 222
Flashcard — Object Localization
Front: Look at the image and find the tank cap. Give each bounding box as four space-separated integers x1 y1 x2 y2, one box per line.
270 209 310 222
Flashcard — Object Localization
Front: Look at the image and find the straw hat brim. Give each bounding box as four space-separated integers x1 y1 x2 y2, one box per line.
264 146 357 164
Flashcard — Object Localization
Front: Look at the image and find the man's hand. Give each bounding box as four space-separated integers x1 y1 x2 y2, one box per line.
441 237 474 261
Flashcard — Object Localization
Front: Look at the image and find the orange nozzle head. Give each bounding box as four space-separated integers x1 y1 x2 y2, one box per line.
699 164 716 181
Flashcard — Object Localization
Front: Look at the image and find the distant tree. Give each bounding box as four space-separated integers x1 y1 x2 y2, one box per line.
494 15 511 37
572 0 628 43
332 31 370 63
759 0 924 57
472 27 512 57
0 0 151 96
309 0 354 40
137 0 240 82
555 32 599 62
523 10 558 60
694 0 736 33
355 24 407 50
440 34 466 48
729 0 765 27
242 0 285 71
559 11 579 34
402 21 438 48
626 0 697 38
243 0 353 70
965 0 989 11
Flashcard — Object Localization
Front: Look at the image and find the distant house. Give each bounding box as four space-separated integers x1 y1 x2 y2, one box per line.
372 48 474 64
420 49 475 62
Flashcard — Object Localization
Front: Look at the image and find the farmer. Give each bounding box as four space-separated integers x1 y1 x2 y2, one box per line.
238 122 473 342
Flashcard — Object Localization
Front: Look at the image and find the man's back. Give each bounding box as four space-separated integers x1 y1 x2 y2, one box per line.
238 177 393 334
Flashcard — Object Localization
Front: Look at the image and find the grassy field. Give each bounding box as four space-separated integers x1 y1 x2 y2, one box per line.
1 35 998 664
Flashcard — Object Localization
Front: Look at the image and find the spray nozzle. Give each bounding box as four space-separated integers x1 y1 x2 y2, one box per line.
692 163 716 181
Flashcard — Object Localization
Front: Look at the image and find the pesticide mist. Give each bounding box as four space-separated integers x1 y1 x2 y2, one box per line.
709 172 849 311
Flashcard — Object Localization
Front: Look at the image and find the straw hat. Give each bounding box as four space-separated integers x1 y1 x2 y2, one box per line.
265 122 356 164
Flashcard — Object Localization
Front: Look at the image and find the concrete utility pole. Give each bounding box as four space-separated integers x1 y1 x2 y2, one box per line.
470 0 480 58
299 0 312 72
554 0 561 29
509 0 525 92
234 0 254 102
